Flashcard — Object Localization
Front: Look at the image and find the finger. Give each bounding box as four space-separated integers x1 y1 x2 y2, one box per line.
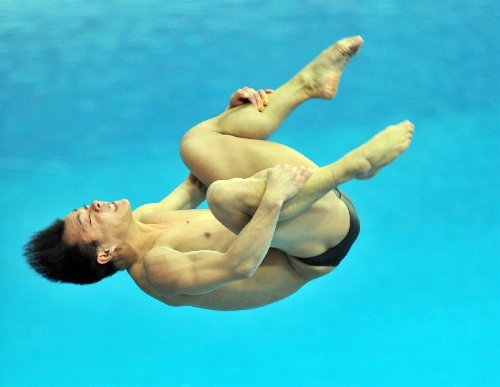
299 168 313 183
250 88 264 112
242 87 261 111
268 164 280 176
230 89 247 107
244 87 263 111
258 89 270 106
239 88 250 100
294 166 311 182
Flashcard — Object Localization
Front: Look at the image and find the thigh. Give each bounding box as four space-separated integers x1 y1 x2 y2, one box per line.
271 192 350 258
180 121 319 186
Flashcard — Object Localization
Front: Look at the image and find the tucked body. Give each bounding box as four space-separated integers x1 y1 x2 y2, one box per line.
25 36 414 311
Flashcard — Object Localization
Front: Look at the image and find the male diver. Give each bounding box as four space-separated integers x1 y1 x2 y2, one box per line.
25 36 414 310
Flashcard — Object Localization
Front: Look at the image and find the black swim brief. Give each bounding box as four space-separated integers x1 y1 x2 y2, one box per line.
295 189 360 267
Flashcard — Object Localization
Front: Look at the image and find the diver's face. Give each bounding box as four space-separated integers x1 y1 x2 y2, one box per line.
63 199 132 248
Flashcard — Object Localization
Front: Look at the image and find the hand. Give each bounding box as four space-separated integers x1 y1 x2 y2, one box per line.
264 164 313 203
186 173 207 197
227 87 274 112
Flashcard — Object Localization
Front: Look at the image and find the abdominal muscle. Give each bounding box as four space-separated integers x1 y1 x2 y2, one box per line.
156 249 331 311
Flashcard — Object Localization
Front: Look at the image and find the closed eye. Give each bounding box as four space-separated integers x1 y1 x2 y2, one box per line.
83 204 92 225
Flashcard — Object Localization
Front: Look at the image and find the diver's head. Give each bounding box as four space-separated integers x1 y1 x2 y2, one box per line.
23 199 132 284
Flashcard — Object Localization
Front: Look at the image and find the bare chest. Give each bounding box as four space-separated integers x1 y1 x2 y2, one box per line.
144 209 236 253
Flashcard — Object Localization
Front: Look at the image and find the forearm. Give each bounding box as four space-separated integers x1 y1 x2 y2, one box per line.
178 182 206 209
225 195 283 278
159 178 206 211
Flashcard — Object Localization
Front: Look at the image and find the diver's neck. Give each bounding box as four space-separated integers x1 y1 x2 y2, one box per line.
114 221 164 271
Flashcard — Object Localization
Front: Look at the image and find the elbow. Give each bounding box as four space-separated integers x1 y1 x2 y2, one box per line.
232 261 258 280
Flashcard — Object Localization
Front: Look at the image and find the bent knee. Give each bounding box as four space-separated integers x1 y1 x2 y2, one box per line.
179 132 203 169
206 179 254 234
206 178 249 206
206 180 228 210
208 177 264 217
180 120 217 160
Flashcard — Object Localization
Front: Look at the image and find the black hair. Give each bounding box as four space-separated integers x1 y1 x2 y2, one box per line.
24 219 118 285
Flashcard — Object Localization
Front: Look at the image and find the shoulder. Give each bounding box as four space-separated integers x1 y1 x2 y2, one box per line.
143 246 176 278
133 204 178 225
133 203 160 220
141 247 184 296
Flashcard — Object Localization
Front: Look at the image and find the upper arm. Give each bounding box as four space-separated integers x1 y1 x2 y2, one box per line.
134 177 206 218
137 191 190 214
134 196 187 219
144 247 247 296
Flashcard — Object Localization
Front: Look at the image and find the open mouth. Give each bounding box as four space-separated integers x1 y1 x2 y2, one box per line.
107 202 117 211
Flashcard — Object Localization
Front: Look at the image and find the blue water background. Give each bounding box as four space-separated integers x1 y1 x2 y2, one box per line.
1 1 499 386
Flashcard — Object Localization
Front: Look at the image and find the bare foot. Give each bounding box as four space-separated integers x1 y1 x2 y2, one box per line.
350 120 415 179
299 36 364 99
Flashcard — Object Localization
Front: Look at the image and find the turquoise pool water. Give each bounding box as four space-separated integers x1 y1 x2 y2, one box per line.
1 1 499 386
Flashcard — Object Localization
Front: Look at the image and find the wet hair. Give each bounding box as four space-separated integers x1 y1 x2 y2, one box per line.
24 219 118 285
